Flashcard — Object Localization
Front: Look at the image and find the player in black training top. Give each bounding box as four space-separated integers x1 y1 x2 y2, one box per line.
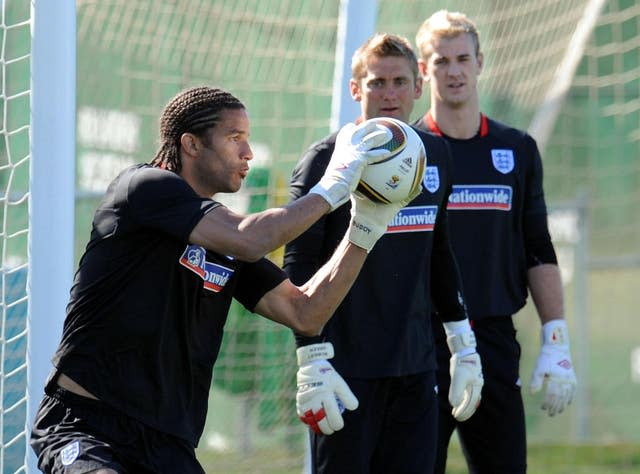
29 86 400 474
284 34 483 474
415 10 578 474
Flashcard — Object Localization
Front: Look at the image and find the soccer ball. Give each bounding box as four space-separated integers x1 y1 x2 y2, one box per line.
355 117 426 204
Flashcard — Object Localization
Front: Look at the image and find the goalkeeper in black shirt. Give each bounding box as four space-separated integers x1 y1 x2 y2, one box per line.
284 33 483 474
29 86 401 474
414 10 578 474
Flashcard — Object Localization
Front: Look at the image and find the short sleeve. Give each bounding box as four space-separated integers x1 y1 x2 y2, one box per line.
233 258 288 311
126 166 220 240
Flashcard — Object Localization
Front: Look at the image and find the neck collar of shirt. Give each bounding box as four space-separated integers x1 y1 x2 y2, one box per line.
425 111 488 139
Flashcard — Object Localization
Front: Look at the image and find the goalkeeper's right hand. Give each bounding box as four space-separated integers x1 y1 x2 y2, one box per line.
310 121 393 211
296 342 358 435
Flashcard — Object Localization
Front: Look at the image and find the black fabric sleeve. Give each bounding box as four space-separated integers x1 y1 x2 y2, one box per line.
233 258 288 312
522 135 558 267
126 166 219 241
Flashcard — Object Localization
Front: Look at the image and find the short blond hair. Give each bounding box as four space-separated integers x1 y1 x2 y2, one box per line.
351 33 420 83
415 10 481 62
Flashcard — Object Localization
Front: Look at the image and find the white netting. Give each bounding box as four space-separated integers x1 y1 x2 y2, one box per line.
379 0 640 261
0 1 31 473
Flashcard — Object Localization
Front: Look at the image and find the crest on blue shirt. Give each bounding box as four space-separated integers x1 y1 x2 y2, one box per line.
491 149 514 174
423 166 440 193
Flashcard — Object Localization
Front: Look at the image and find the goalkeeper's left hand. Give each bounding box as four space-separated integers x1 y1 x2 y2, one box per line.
529 319 577 416
348 182 422 252
444 319 484 421
295 342 358 435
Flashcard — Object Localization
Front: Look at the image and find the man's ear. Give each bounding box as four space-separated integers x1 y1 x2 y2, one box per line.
418 59 429 82
414 75 423 100
180 133 199 157
349 79 362 102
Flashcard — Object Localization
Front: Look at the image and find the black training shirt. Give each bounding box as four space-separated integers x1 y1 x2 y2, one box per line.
414 113 557 319
283 129 466 378
51 164 287 446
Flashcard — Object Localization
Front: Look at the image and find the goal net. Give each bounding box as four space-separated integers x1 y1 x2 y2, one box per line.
379 0 640 264
5 0 637 472
1 1 31 472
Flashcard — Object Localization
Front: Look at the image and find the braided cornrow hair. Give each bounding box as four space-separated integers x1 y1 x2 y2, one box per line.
150 86 245 173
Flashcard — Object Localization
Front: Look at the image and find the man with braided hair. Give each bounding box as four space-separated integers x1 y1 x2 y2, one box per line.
29 86 401 474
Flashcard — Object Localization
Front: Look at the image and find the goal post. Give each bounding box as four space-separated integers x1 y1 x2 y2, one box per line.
26 1 76 473
330 0 378 132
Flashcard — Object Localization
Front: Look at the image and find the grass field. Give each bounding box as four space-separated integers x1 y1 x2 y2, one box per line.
446 441 640 474
197 441 640 473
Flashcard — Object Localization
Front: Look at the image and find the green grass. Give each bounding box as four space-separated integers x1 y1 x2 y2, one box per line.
197 442 640 473
445 442 640 474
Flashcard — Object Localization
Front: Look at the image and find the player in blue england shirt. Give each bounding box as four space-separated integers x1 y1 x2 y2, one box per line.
284 34 484 474
414 10 578 474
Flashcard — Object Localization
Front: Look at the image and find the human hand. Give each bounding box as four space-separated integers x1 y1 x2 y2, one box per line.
529 319 577 416
444 319 484 421
347 182 422 252
296 342 358 435
309 121 394 210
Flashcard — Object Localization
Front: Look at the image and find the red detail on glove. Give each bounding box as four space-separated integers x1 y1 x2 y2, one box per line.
300 408 326 434
557 359 573 369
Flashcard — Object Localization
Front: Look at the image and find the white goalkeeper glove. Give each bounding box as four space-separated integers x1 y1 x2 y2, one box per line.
296 342 358 435
444 319 484 422
347 183 422 252
310 121 392 211
529 319 577 416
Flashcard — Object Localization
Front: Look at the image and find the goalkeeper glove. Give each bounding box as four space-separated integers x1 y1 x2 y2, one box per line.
296 342 358 435
444 319 484 422
529 319 577 416
310 121 393 211
348 183 422 252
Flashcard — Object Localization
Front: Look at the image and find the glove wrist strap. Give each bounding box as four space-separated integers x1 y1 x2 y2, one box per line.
447 332 477 357
541 318 570 346
296 342 335 365
444 319 477 356
347 216 382 252
309 180 345 211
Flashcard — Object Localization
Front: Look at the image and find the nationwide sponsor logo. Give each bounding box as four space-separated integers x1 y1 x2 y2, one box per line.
203 261 233 292
179 245 206 277
423 166 440 193
448 185 512 211
179 245 234 292
491 149 515 174
387 205 437 233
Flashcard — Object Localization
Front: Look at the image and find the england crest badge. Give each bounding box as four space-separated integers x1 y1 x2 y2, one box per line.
491 149 514 174
61 441 80 466
423 166 440 193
